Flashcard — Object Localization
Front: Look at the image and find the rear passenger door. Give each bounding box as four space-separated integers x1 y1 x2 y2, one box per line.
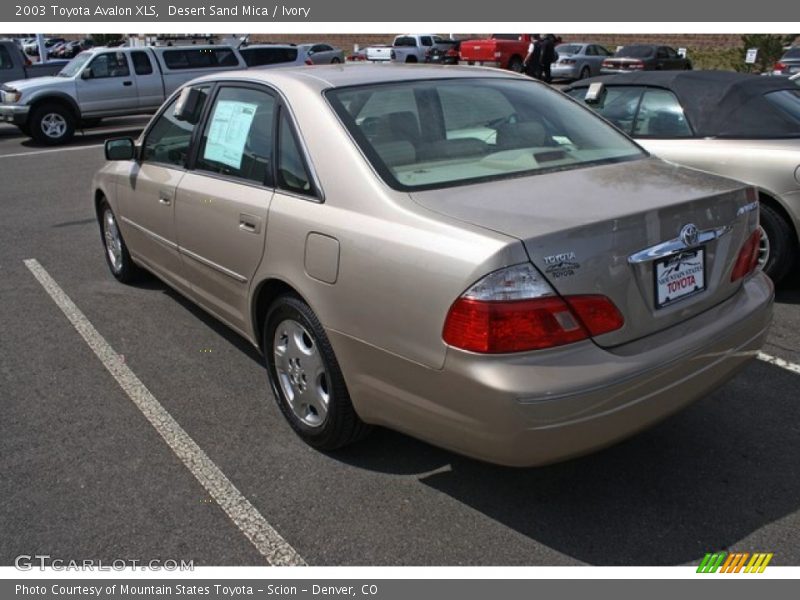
174 84 276 333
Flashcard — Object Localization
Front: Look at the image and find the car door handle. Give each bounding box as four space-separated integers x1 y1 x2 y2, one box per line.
239 213 262 234
158 189 173 205
123 81 133 86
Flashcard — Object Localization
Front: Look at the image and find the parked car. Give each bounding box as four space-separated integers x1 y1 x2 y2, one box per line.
0 44 247 144
298 43 344 64
772 46 800 77
0 40 69 86
459 34 534 72
23 37 67 57
364 44 392 62
426 39 462 65
390 35 450 64
566 71 800 282
93 65 772 467
240 43 343 68
601 45 692 73
53 39 95 59
551 42 613 80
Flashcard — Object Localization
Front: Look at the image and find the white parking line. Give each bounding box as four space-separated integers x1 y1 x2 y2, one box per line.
23 258 306 567
757 352 800 376
0 144 103 159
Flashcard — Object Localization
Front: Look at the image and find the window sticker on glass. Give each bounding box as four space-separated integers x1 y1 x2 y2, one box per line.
203 100 258 170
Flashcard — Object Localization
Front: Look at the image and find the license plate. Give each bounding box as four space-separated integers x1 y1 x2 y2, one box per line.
654 248 705 308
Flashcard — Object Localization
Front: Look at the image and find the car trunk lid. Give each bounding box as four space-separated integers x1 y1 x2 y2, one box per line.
410 158 757 348
460 39 500 62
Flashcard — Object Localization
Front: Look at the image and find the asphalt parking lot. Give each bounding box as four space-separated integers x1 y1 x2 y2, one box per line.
1 119 799 567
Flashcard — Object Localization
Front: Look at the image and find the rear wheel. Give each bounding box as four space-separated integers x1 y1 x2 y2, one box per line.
330 57 341 64
30 103 75 145
508 56 524 73
758 202 796 284
579 66 591 79
264 295 370 451
405 56 418 63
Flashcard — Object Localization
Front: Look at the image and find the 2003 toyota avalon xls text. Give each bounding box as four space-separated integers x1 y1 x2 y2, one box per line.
92 65 773 466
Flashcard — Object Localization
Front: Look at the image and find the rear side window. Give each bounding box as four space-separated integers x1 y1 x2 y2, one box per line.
142 86 209 167
394 37 417 47
196 86 276 186
764 89 800 126
277 110 314 196
240 47 298 66
131 51 153 75
0 46 13 70
162 48 239 70
632 89 692 137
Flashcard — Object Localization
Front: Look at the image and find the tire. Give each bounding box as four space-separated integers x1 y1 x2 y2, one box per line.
30 103 75 145
264 294 370 451
330 57 341 64
579 66 591 80
98 200 140 283
759 202 796 284
508 56 523 73
405 56 418 63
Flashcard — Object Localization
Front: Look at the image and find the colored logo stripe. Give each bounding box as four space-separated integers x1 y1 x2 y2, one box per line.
697 552 773 573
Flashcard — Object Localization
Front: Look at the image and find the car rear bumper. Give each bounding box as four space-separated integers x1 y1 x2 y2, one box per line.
459 60 502 68
330 272 773 467
551 64 580 78
0 104 30 126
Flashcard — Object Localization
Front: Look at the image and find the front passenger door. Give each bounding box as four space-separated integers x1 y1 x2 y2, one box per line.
174 85 276 333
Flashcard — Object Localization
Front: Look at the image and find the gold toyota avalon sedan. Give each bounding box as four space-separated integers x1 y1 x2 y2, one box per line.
92 65 773 466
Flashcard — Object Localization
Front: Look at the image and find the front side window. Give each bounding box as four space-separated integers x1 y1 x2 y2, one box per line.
0 46 12 70
196 86 276 185
328 78 645 191
566 85 644 134
87 52 130 78
142 86 209 167
632 89 693 137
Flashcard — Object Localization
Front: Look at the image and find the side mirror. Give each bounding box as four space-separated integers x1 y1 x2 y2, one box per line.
584 82 607 106
105 137 136 161
174 86 206 125
81 67 92 79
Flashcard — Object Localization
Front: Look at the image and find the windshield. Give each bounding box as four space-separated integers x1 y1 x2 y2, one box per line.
557 44 582 55
58 51 92 77
616 46 655 58
326 78 645 191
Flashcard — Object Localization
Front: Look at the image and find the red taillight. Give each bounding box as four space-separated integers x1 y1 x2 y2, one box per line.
731 229 761 282
446 49 458 57
304 59 313 65
773 61 787 72
602 59 613 67
442 264 624 354
628 60 645 70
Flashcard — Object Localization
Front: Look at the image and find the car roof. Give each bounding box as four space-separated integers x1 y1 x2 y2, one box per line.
566 70 800 138
189 63 523 91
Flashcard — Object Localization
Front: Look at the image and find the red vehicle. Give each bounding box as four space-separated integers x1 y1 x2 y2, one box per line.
459 34 533 72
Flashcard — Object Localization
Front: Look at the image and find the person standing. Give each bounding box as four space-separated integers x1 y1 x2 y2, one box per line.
539 34 559 83
524 34 542 79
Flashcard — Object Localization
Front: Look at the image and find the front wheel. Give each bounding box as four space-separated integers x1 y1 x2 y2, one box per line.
30 103 75 145
98 200 140 283
508 56 523 72
264 295 370 450
759 202 796 284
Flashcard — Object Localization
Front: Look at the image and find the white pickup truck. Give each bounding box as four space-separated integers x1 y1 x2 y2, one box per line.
390 34 450 63
364 44 392 62
0 44 246 144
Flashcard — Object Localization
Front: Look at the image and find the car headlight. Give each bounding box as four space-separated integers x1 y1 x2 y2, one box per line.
1 88 22 103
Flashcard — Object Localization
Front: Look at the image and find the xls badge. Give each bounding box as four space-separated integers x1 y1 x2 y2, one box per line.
543 251 580 279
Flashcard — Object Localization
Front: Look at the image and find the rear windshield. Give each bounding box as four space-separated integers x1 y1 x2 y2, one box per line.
240 47 298 66
326 78 645 191
556 44 582 55
782 47 800 59
394 37 417 47
616 46 655 58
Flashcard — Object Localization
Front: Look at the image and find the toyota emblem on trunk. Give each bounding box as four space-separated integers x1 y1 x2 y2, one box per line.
680 224 699 247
